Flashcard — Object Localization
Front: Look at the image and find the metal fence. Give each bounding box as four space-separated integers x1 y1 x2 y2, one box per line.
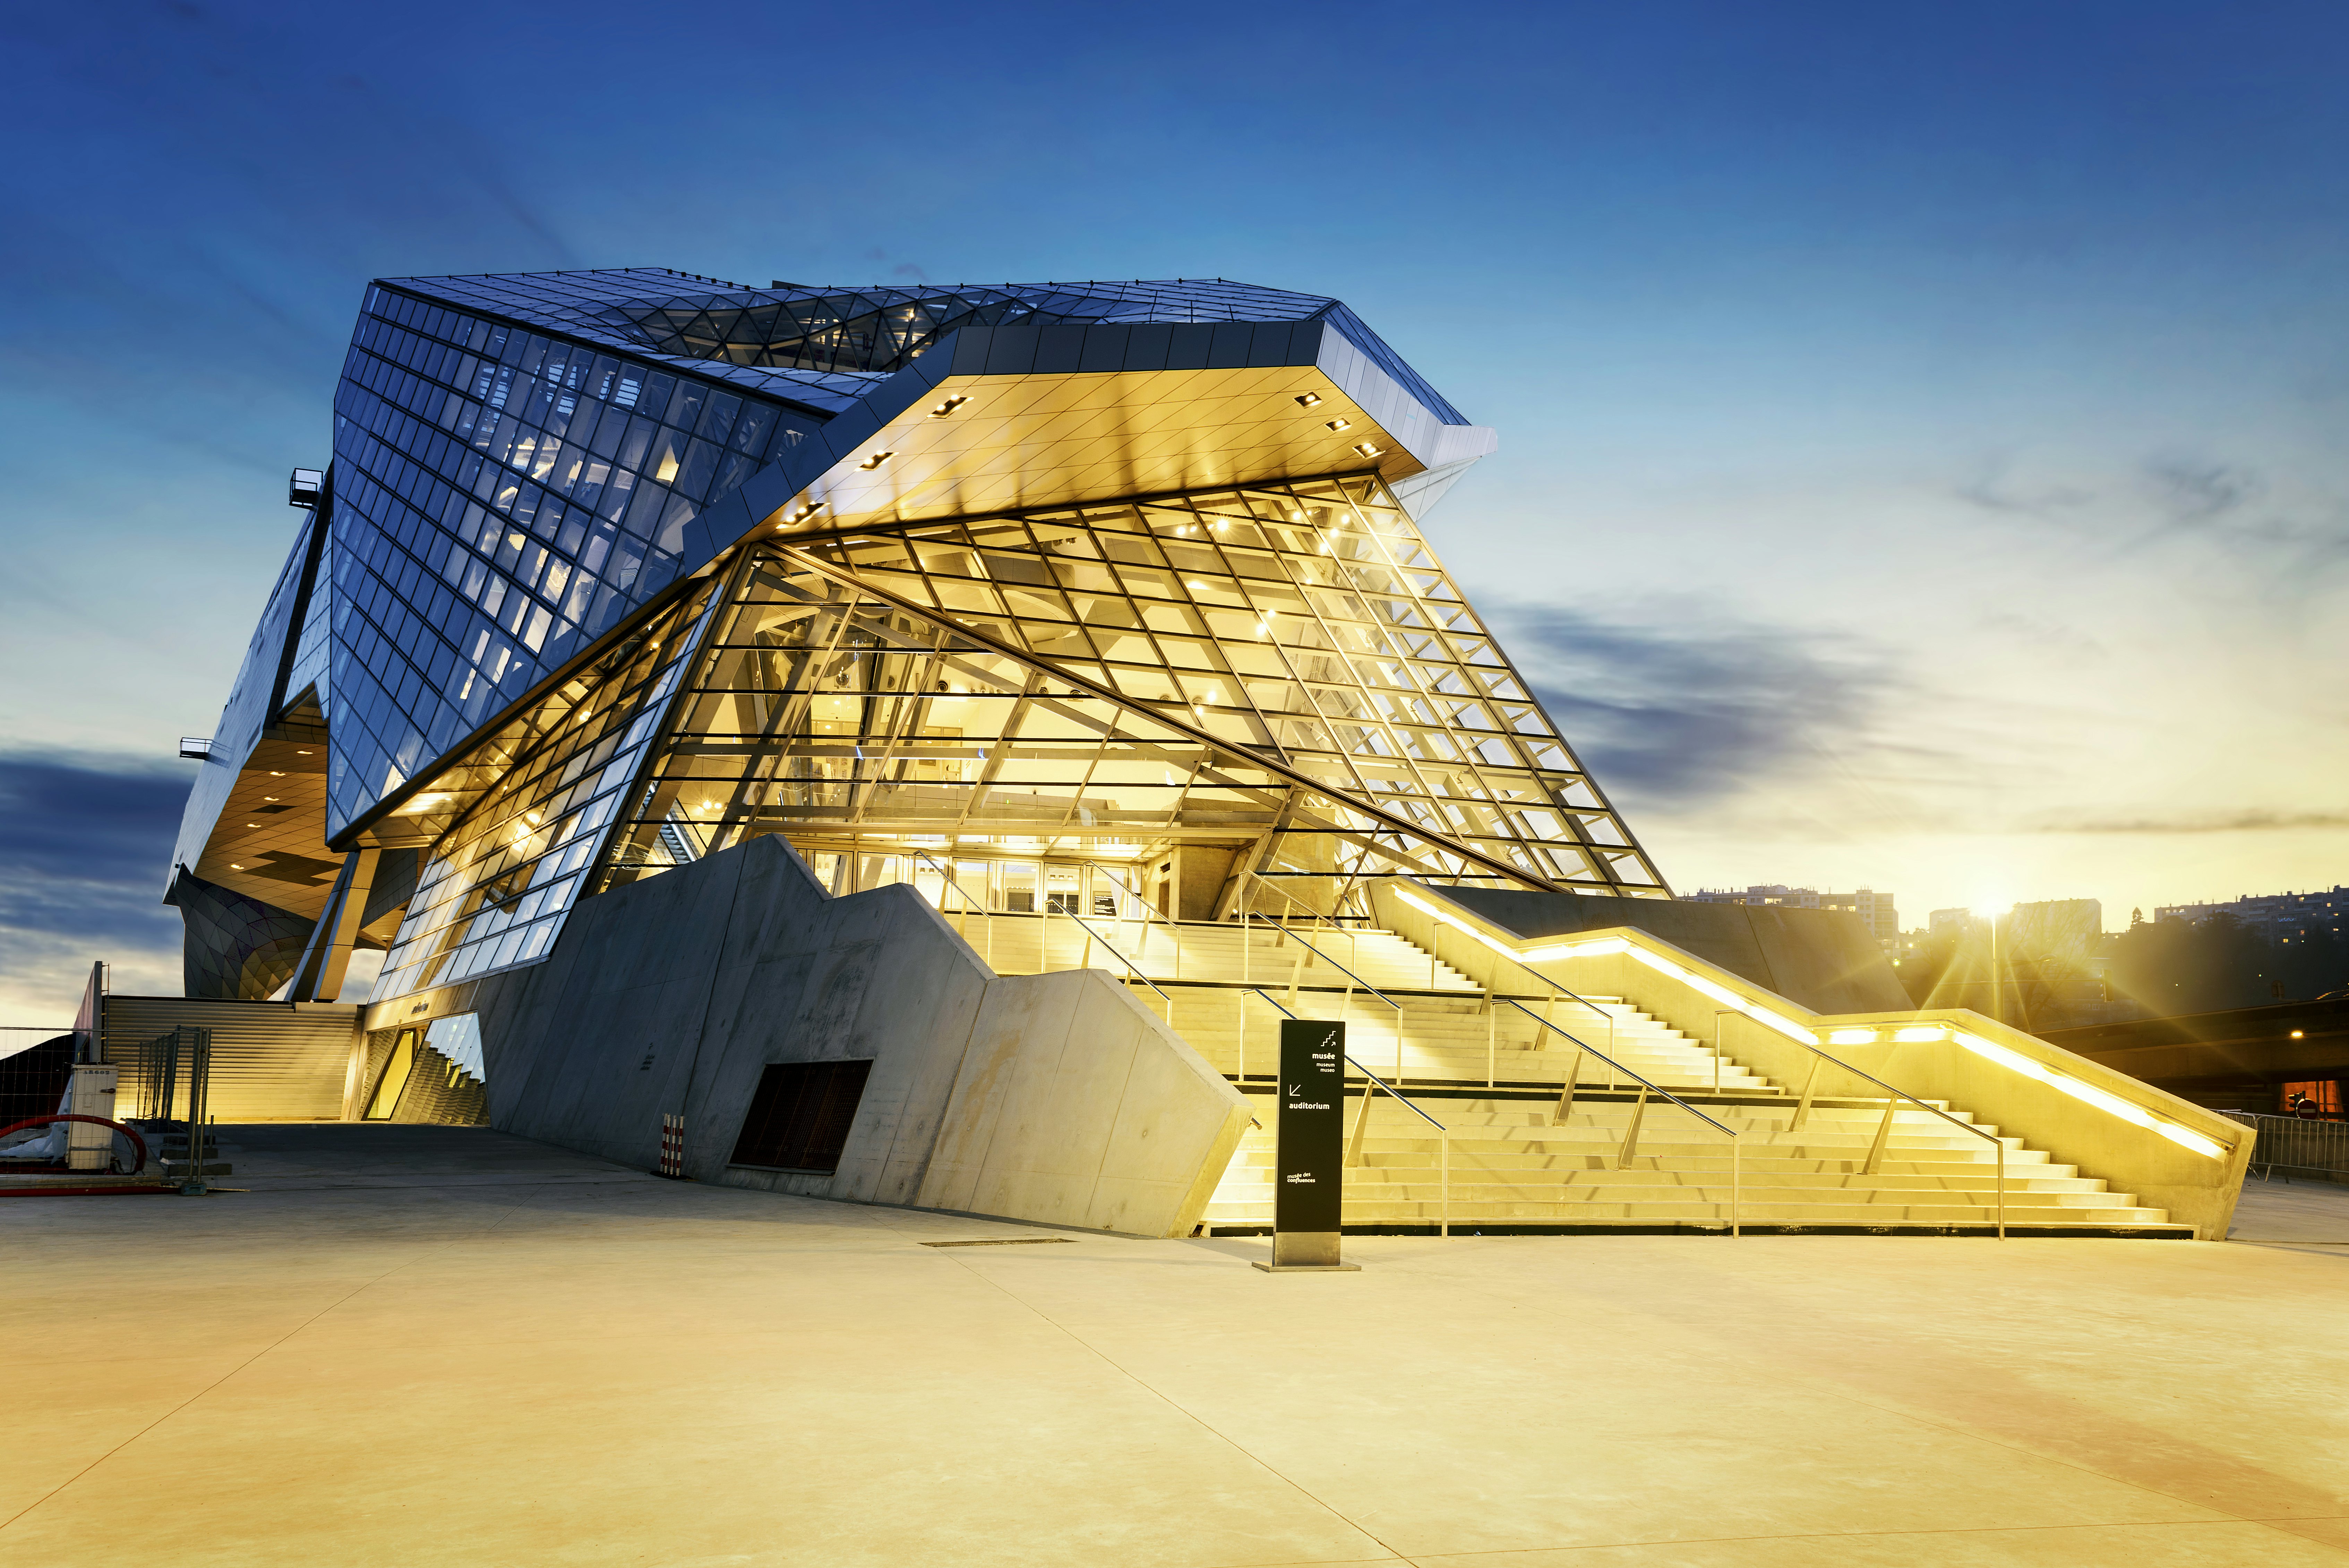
2221 1111 2349 1182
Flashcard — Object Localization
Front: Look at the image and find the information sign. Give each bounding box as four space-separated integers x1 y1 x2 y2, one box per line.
1264 1019 1354 1269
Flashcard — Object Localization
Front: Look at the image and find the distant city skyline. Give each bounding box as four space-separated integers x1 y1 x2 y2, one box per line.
3 1 2345 1023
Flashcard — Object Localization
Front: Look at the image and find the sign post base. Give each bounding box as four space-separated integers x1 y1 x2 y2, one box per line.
1254 1228 1359 1273
1252 1261 1363 1273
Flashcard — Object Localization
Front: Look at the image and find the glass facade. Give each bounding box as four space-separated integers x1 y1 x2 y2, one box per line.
322 282 818 834
369 581 723 998
172 265 1672 1007
597 475 1657 911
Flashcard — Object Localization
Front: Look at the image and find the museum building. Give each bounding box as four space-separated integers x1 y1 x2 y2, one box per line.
156 268 2249 1242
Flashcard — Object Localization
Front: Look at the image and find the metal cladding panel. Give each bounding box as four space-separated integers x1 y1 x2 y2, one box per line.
169 512 318 887
101 997 361 1122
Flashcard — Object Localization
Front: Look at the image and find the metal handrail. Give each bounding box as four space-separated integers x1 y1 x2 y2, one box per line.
1493 999 1737 1136
1244 910 1410 1079
1412 885 1996 1237
1250 988 1452 1236
1495 996 1742 1233
1776 1034 2008 1239
1058 908 1175 1008
909 851 1166 1005
908 850 1004 968
1459 936 1620 1026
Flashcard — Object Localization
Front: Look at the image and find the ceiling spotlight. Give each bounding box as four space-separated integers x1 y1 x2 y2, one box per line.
230 863 243 870
1353 443 1383 458
858 450 895 470
928 396 968 417
1295 393 1323 408
263 796 279 802
1325 418 1351 432
268 771 284 777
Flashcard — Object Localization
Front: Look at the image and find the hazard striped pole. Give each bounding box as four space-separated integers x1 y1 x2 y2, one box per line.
658 1114 685 1178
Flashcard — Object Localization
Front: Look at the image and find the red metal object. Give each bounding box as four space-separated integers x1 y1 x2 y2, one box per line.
0 1114 148 1175
658 1113 685 1178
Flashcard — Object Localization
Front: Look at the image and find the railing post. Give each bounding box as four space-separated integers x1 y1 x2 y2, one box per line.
1551 1047 1585 1125
1997 1142 2006 1240
1862 1098 1898 1176
1790 1056 1822 1131
1347 1080 1374 1168
1614 1083 1649 1170
1440 1127 1450 1239
1732 1134 1741 1237
1484 989 1495 1089
1236 991 1246 1082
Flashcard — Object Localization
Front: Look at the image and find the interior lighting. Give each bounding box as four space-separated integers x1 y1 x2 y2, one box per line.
2291 1030 2306 1038
1295 393 1323 408
1893 1026 1946 1042
1353 443 1383 458
268 771 284 777
1951 1030 2230 1159
262 796 278 802
230 863 242 870
928 396 968 417
857 451 894 470
1324 418 1351 432
1826 1028 1878 1045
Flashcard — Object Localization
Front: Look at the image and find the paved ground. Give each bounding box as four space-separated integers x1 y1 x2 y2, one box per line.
5 1125 2346 1567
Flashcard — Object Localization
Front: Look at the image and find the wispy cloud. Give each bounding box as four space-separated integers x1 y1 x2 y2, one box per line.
1957 453 2349 574
0 751 188 1019
1479 602 1903 806
2024 809 2349 836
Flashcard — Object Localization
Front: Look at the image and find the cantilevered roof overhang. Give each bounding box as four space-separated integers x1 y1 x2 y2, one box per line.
666 318 1496 566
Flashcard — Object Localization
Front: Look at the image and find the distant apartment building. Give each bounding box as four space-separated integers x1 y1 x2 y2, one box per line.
1684 884 1898 943
2153 886 2347 942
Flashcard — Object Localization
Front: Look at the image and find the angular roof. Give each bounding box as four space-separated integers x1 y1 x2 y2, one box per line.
384 268 1470 427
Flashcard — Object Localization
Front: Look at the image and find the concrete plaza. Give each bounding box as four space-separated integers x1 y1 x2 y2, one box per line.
5 1125 2345 1567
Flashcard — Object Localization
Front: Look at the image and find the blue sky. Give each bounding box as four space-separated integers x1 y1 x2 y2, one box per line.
3 0 2346 1020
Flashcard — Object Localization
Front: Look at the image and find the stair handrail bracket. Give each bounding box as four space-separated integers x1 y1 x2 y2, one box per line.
1371 878 2252 1240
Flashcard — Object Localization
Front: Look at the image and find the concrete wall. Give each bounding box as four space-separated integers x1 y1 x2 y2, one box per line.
381 835 1249 1238
1430 886 1910 1014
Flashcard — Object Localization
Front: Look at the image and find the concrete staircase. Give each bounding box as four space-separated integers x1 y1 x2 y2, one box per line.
952 906 2192 1237
1202 1095 2184 1233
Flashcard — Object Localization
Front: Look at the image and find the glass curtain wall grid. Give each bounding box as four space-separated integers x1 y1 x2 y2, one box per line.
368 580 723 999
321 282 818 836
603 472 1656 900
367 472 1661 1004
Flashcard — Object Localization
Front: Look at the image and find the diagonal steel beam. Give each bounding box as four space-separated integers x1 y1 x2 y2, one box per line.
766 544 1563 894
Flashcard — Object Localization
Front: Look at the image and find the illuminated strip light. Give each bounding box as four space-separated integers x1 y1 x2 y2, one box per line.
1952 1031 2230 1160
1389 886 1815 1043
1390 889 2232 1162
1827 1028 1878 1045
